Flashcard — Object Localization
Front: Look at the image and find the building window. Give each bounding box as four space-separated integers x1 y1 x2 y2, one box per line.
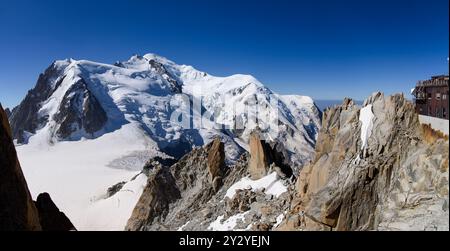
443 94 448 100
428 93 432 99
444 108 447 118
436 93 441 100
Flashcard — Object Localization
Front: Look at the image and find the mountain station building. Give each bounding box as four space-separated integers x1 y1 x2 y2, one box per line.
412 75 449 120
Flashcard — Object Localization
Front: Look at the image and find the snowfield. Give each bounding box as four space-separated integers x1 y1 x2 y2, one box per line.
17 123 160 230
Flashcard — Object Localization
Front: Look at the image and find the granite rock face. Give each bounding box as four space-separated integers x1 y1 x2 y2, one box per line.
126 139 225 230
125 135 293 231
0 104 41 230
248 132 293 180
207 138 226 192
282 93 449 231
125 167 181 231
248 132 271 180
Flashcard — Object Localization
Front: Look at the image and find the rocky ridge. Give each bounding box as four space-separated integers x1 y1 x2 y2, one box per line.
278 92 449 231
125 136 293 231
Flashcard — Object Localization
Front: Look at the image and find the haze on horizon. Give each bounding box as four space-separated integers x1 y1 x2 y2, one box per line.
0 0 448 109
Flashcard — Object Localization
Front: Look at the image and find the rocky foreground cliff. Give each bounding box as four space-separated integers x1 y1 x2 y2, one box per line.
123 92 448 231
280 92 449 231
0 104 75 231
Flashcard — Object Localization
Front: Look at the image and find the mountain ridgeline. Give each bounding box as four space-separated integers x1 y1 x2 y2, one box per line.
4 53 448 231
9 54 321 166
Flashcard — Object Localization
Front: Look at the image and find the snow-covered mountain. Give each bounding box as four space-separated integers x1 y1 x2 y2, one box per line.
11 53 321 230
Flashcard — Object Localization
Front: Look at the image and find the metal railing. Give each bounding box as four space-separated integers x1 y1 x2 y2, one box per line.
416 78 449 87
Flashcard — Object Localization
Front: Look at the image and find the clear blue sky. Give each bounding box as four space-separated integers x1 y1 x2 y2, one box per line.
0 0 448 108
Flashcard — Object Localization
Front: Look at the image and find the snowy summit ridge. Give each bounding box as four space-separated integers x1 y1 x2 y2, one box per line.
10 52 321 164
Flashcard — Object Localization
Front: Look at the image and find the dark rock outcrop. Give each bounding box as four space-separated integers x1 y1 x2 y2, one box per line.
0 105 42 230
141 156 178 176
126 138 231 230
35 193 76 231
106 182 126 198
9 62 67 143
4 107 11 119
1 104 76 231
125 167 181 231
148 59 182 93
53 78 107 139
248 132 293 180
207 138 225 192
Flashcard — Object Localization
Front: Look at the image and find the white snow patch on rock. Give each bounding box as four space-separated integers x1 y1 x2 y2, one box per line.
177 221 191 231
225 172 287 199
359 104 374 150
208 212 249 231
274 213 285 228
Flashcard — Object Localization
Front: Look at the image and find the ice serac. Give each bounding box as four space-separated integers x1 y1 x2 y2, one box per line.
281 92 449 231
0 104 41 230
